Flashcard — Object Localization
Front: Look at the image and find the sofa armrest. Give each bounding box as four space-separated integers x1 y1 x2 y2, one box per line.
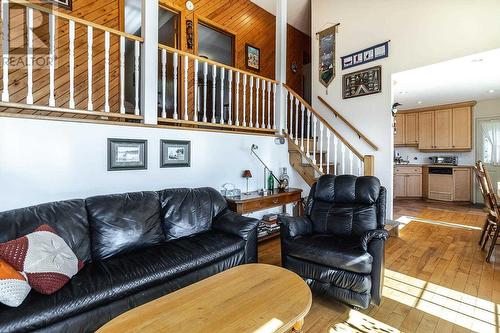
359 229 389 251
213 209 259 240
278 215 313 239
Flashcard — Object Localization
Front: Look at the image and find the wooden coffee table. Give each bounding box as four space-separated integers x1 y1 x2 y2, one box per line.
97 264 312 333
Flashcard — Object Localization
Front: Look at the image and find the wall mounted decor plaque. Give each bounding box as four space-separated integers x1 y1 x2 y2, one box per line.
342 66 381 99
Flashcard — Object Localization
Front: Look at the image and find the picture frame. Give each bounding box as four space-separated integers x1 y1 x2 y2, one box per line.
160 140 191 168
342 66 382 99
108 139 147 171
245 44 260 72
341 41 389 70
44 0 72 10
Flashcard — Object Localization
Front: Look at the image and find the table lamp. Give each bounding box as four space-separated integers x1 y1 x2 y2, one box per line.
242 170 252 194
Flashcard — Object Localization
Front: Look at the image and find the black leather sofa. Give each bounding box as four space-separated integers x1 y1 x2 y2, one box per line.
279 175 388 309
0 188 259 333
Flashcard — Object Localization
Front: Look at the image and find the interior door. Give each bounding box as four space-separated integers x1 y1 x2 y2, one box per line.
476 117 500 203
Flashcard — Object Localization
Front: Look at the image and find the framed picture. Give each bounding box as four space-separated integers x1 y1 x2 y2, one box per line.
341 41 389 70
108 139 147 171
245 44 260 72
342 66 382 99
45 0 72 10
161 140 191 168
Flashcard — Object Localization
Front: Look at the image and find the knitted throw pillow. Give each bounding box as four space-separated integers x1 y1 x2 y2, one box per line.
0 259 31 307
0 224 84 295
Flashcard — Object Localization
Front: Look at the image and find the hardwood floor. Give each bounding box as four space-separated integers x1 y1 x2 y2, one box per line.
258 199 500 333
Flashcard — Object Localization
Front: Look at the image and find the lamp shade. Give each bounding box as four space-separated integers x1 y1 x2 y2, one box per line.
242 170 252 178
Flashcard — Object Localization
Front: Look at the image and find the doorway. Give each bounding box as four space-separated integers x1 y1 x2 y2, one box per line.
476 117 500 202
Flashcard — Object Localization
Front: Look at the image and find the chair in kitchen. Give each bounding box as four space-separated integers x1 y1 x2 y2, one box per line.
474 161 499 262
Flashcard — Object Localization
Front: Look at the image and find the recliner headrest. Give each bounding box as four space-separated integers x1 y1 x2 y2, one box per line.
314 175 380 204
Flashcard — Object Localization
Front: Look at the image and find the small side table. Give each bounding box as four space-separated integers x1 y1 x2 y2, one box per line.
225 188 303 241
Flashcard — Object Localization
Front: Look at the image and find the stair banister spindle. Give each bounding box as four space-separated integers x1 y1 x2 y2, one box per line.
26 8 33 104
161 48 167 118
134 40 140 115
261 80 266 128
249 76 254 127
183 55 189 120
326 129 331 174
193 59 199 121
119 35 126 114
341 143 346 174
333 136 339 175
172 52 178 119
87 26 93 110
242 74 247 127
357 157 362 176
211 64 217 123
255 79 260 128
283 91 287 134
202 62 208 122
294 98 299 145
227 70 233 125
312 115 318 165
272 83 277 129
319 122 324 172
69 20 76 109
288 94 293 138
349 150 354 174
235 72 240 126
48 13 55 106
219 68 225 124
1 0 9 102
104 31 110 112
267 81 272 129
300 104 305 151
306 109 311 157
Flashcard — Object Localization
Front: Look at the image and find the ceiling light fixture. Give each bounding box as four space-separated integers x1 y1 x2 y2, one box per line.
489 89 495 93
399 91 408 95
471 58 484 63
417 101 423 104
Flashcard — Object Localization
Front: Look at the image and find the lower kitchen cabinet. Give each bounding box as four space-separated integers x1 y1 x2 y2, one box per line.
394 166 422 198
453 168 471 201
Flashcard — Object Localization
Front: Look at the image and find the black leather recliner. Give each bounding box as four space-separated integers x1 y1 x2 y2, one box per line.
279 175 388 309
0 187 259 333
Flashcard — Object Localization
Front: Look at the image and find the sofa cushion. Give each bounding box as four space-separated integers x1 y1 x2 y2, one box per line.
86 191 164 261
282 234 373 274
0 199 92 264
0 231 245 332
158 188 227 240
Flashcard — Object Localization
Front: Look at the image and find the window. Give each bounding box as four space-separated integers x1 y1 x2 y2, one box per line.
480 119 500 165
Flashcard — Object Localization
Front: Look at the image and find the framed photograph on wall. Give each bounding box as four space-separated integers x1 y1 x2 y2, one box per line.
245 44 260 72
108 139 147 171
161 140 191 168
45 0 72 10
342 66 382 99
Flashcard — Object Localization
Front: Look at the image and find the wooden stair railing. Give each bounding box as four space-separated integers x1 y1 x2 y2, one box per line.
156 44 278 134
1 0 144 121
317 96 379 151
283 84 374 186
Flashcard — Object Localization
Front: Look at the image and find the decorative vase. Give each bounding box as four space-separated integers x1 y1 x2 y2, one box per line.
278 167 290 191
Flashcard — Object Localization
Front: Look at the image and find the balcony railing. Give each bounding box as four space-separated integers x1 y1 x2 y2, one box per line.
1 0 143 121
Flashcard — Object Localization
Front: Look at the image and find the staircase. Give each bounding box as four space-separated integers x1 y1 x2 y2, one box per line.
282 84 375 186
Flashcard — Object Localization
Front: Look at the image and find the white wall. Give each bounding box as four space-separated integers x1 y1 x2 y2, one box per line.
312 0 500 217
0 117 309 213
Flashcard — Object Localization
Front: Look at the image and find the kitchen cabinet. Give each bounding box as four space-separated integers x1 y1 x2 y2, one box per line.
394 113 405 145
395 113 418 146
453 168 471 201
394 166 422 198
452 107 472 149
433 109 453 149
418 112 434 150
401 102 474 151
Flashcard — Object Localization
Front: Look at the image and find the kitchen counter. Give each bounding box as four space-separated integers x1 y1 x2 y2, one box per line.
394 163 474 168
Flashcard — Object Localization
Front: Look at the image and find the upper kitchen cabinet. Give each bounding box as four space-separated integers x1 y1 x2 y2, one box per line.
399 101 475 151
395 112 418 146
